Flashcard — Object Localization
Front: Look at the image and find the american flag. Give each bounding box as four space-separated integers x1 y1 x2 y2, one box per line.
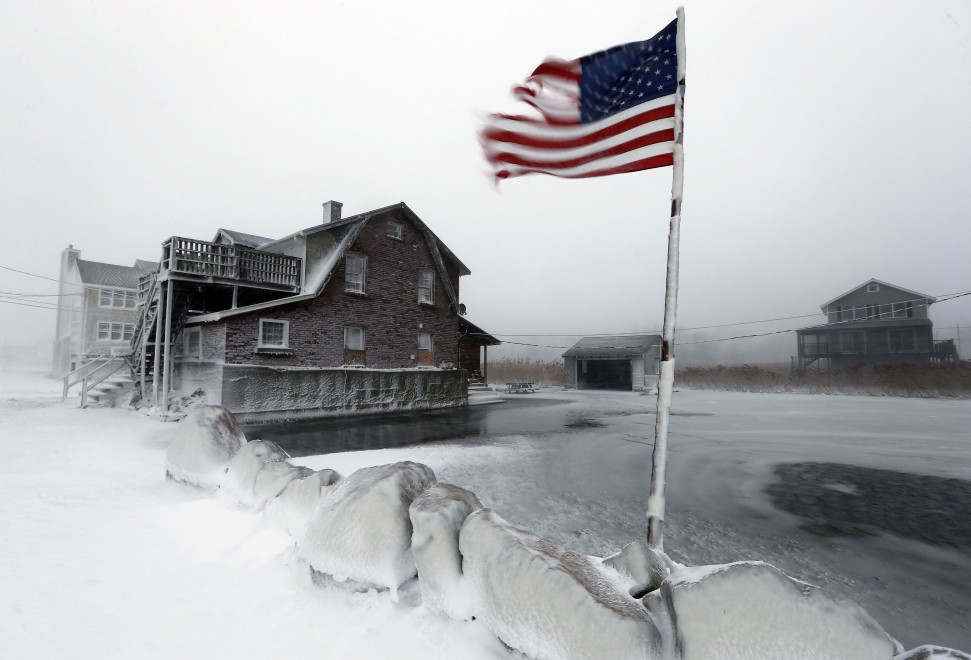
481 18 680 180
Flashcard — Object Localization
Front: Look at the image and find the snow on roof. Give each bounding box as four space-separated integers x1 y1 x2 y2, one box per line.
214 228 274 248
562 334 662 358
76 259 146 289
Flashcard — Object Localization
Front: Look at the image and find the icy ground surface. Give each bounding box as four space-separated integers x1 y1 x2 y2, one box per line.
258 384 971 652
2 369 969 656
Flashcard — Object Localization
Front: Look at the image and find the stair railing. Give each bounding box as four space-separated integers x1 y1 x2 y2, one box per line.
79 358 129 408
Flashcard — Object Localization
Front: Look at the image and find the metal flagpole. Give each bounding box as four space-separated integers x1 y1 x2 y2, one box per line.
647 6 686 551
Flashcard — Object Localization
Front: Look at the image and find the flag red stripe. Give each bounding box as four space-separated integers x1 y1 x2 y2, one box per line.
530 59 581 82
485 129 673 171
483 104 674 149
496 153 674 180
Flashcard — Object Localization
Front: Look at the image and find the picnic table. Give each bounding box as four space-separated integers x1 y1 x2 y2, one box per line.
504 382 538 393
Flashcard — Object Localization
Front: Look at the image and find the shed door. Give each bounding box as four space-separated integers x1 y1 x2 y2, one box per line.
578 359 633 390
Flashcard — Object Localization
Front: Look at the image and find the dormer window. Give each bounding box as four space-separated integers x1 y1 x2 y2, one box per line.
867 283 879 292
387 221 403 240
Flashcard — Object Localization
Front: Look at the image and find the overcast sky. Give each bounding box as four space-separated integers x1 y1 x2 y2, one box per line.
2 0 969 365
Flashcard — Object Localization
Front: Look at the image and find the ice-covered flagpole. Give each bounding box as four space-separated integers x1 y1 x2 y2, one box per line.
647 6 686 551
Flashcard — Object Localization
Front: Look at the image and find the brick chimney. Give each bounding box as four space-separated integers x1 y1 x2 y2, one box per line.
322 200 343 224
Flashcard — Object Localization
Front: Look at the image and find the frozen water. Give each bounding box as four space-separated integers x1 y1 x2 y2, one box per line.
459 508 662 660
299 461 436 598
164 404 246 489
409 482 482 619
601 540 681 597
895 645 971 660
646 561 896 659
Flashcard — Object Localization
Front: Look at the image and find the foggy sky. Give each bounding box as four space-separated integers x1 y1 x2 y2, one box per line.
2 0 969 366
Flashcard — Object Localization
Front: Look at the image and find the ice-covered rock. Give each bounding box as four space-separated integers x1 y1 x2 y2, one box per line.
601 540 680 598
645 561 896 660
299 461 436 599
409 482 482 620
264 468 341 540
895 646 971 660
459 509 662 660
164 405 246 489
219 440 300 509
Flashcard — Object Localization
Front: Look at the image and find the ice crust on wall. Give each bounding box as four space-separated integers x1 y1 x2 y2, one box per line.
459 508 662 660
895 645 971 660
644 561 896 660
299 461 436 598
264 468 341 541
164 405 246 489
219 440 303 510
409 482 482 620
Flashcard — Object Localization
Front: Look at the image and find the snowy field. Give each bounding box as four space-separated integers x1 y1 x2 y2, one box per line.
1 369 969 657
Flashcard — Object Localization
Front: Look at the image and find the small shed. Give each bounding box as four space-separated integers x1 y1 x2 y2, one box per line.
563 334 662 392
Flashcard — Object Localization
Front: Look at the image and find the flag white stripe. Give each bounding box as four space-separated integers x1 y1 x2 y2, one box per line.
488 94 675 139
483 116 674 163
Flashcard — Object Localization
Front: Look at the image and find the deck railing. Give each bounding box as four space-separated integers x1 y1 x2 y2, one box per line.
161 237 301 290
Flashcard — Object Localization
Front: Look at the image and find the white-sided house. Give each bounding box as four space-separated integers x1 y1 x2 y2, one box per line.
563 334 662 392
52 245 157 377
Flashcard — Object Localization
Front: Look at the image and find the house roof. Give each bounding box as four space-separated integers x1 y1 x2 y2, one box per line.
820 278 936 311
76 259 148 289
186 202 470 324
459 317 501 346
213 229 274 248
562 334 662 358
133 259 159 274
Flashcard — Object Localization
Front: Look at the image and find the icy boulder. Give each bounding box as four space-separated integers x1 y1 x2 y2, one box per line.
299 461 436 599
165 405 246 489
219 440 306 510
646 561 895 660
264 468 342 540
601 540 680 598
409 483 482 620
459 509 662 660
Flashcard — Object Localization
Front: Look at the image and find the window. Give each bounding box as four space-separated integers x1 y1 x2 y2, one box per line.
867 283 880 292
892 301 914 318
418 269 434 304
387 221 403 240
258 319 289 349
345 254 366 293
418 333 432 351
344 326 365 351
97 322 135 342
889 328 916 353
99 288 137 308
839 330 865 354
184 327 201 358
801 334 828 356
865 304 880 319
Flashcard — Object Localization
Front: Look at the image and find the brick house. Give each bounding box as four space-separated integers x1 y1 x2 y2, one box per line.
132 201 496 421
52 246 157 377
793 278 958 373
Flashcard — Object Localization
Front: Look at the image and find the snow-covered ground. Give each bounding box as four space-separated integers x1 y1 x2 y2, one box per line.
2 369 969 657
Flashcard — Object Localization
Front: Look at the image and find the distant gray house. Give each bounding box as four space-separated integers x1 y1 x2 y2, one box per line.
52 246 157 377
563 334 662 391
793 278 958 373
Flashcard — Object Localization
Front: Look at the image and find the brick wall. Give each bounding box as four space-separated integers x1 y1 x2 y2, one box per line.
215 210 461 369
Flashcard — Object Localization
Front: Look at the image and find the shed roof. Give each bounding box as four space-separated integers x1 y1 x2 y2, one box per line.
563 334 662 358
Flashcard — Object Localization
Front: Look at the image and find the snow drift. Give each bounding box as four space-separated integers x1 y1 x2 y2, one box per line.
459 508 663 660
409 482 482 620
164 405 246 489
299 461 436 599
